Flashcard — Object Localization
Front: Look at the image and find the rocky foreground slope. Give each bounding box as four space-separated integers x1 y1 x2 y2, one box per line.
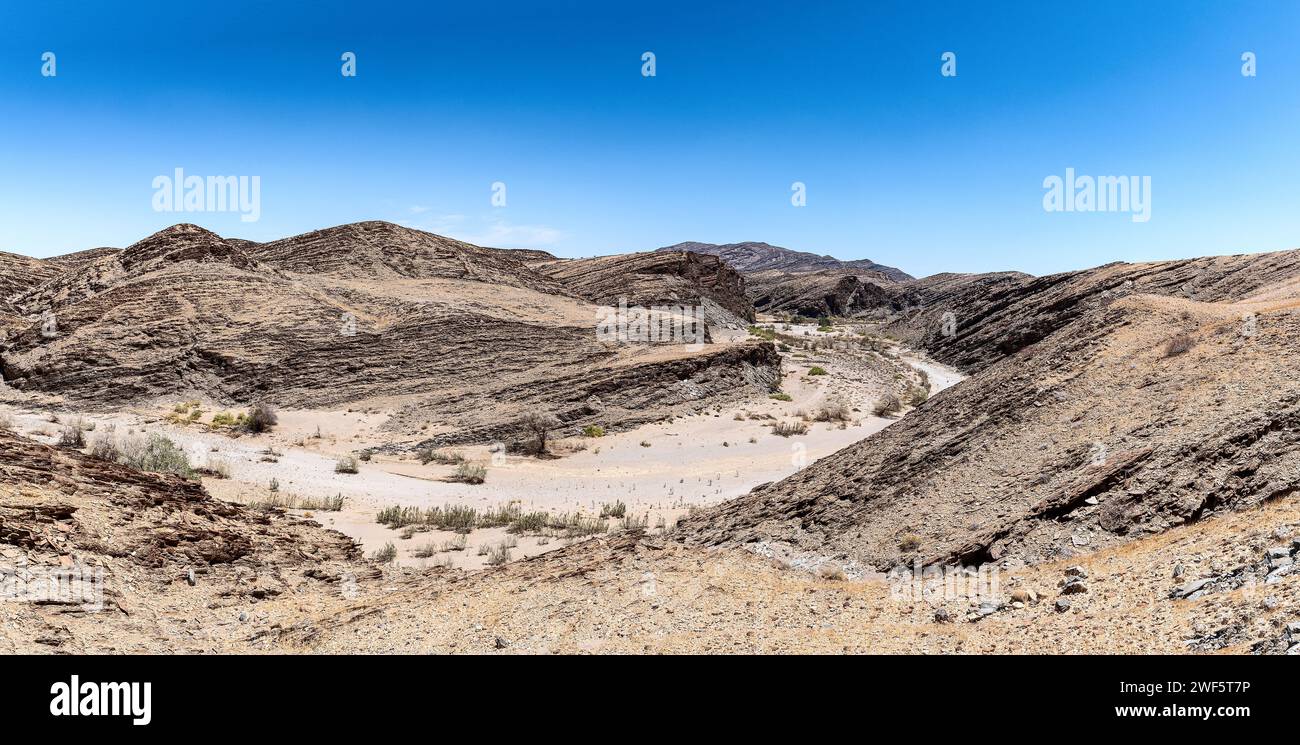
0 223 779 445
0 429 365 653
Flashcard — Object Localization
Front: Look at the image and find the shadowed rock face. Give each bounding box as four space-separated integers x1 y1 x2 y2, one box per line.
679 247 1300 570
650 240 914 318
536 250 755 327
0 222 780 444
746 269 904 319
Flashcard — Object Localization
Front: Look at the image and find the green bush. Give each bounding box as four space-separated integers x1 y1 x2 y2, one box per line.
807 366 828 376
119 433 196 479
449 462 486 484
371 542 397 563
582 425 605 438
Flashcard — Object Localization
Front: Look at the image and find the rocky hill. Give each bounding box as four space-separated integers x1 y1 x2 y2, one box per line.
0 223 780 445
745 269 902 319
650 240 915 318
677 248 1300 577
657 240 912 281
536 250 754 328
882 252 1300 373
0 251 61 333
249 221 570 295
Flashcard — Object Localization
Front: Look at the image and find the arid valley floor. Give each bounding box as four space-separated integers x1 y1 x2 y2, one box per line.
2 223 1299 654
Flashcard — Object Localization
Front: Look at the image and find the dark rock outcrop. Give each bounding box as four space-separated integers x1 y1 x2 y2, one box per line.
656 240 912 281
538 250 755 327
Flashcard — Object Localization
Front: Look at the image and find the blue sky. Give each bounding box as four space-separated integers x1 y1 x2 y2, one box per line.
2 0 1299 277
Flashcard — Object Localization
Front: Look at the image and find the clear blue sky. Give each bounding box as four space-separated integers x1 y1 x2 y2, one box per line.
2 0 1299 277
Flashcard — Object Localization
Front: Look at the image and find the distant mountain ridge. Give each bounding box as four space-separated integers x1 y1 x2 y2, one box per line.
654 241 913 282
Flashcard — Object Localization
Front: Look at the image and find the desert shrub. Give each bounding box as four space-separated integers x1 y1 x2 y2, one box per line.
200 457 231 479
376 505 424 529
906 385 929 407
88 431 120 461
246 492 293 510
1164 333 1195 357
557 514 609 538
438 504 482 532
521 411 562 455
440 534 468 552
769 392 793 402
808 366 828 376
119 433 196 479
413 542 438 559
813 398 851 422
335 455 359 474
477 501 521 527
599 500 627 519
639 440 651 447
419 447 465 465
623 513 649 532
582 425 605 438
485 542 512 566
269 478 280 492
747 325 777 341
872 394 902 417
449 462 486 484
508 511 550 534
898 533 922 552
241 402 278 433
300 493 344 511
771 420 808 437
0 413 12 431
58 421 85 448
371 542 397 563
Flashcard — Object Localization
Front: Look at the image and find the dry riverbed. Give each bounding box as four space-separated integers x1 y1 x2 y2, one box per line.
0 324 962 570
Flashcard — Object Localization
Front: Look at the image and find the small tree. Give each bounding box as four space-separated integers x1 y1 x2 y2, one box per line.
521 411 561 456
